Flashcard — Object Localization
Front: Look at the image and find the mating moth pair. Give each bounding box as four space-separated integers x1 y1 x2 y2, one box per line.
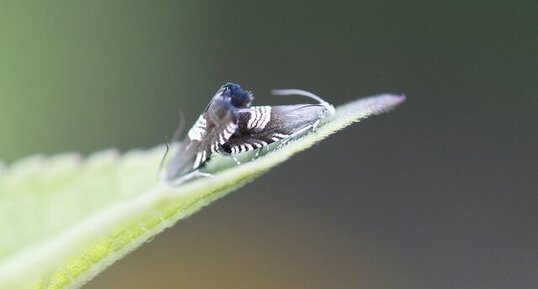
160 83 335 185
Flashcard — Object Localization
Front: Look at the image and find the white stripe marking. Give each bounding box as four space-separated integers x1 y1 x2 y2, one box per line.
257 106 272 129
187 115 207 141
244 143 254 151
193 152 202 169
250 107 264 129
273 133 289 138
247 110 259 129
200 151 207 164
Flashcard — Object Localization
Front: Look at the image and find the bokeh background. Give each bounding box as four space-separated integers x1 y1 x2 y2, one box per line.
1 1 536 289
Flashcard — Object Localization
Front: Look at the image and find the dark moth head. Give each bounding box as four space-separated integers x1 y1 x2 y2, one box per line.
220 82 254 108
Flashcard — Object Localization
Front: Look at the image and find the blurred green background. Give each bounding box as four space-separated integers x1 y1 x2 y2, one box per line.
1 1 536 289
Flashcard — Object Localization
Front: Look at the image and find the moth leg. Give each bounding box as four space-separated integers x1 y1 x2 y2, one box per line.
166 169 213 187
278 117 323 149
231 156 242 165
250 147 265 161
277 124 313 149
194 170 214 178
312 119 321 132
255 143 273 159
253 148 262 159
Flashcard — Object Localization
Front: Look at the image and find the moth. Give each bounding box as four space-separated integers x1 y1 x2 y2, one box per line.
160 83 335 185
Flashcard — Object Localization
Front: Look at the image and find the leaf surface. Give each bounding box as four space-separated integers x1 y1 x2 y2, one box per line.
0 94 405 289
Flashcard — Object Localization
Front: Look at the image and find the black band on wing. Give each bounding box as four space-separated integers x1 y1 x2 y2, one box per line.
219 104 331 155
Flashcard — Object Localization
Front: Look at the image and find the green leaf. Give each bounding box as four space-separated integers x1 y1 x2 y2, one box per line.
0 94 404 289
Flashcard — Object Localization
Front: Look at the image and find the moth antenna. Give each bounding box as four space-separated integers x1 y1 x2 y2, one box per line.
158 110 186 180
271 89 335 116
157 136 171 179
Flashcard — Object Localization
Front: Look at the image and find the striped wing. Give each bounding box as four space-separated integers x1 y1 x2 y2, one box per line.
162 99 239 181
219 104 329 155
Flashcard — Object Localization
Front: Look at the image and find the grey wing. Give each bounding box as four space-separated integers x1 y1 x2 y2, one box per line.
160 140 203 183
162 99 239 183
219 104 330 155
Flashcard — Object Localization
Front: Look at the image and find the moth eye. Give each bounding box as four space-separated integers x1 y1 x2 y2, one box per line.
221 82 253 108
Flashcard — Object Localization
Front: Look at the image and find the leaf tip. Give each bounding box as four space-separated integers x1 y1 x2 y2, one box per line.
378 93 407 106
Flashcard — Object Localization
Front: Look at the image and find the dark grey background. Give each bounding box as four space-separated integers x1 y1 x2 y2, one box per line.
1 1 536 288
